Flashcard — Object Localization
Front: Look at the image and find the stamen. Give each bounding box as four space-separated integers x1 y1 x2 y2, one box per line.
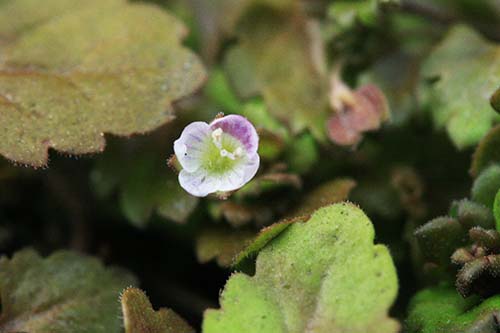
212 128 243 160
220 149 236 160
234 147 243 157
211 128 223 148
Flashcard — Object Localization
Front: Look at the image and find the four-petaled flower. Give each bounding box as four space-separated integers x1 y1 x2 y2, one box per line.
174 114 260 197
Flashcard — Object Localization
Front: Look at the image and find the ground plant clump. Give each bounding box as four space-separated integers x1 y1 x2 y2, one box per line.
0 0 499 332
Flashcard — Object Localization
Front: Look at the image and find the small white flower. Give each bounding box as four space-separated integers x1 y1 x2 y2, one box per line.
174 114 260 197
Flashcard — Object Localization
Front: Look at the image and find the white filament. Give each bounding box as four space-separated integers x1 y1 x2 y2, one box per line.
211 128 243 161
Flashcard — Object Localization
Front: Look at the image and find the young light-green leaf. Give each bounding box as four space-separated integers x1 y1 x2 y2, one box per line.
203 203 399 333
422 25 500 148
0 249 137 333
233 178 356 271
0 0 205 167
121 287 194 333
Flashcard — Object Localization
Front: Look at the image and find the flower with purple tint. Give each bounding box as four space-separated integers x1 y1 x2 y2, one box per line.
174 114 260 197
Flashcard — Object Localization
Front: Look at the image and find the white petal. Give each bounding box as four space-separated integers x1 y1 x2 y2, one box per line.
218 153 260 192
178 169 221 197
242 153 260 184
218 165 246 192
174 122 211 173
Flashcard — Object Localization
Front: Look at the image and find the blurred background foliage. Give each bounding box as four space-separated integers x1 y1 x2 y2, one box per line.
0 0 499 331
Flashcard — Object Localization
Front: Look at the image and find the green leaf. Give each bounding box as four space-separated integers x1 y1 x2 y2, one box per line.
225 8 329 140
289 178 356 219
188 0 293 60
449 199 495 230
0 0 205 167
121 287 194 333
92 149 198 227
205 69 243 114
327 0 381 31
235 170 302 200
491 87 500 112
203 203 399 333
196 227 255 267
0 249 137 333
494 190 500 231
284 132 319 174
471 124 500 176
406 285 500 333
232 220 295 271
0 0 103 35
414 216 465 265
120 167 198 228
471 164 500 209
422 25 500 148
233 178 356 270
415 200 494 267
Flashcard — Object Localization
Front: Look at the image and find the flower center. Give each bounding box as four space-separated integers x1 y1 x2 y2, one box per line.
202 128 245 174
211 128 244 160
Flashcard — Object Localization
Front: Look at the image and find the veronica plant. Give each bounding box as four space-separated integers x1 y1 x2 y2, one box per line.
174 114 260 197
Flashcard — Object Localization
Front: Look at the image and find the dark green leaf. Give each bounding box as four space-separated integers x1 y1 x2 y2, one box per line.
0 249 136 333
407 285 500 333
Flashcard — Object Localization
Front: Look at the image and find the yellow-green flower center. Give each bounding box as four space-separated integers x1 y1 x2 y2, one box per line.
201 128 244 175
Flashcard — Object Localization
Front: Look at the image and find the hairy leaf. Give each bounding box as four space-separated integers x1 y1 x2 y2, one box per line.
407 285 500 333
121 287 194 333
0 0 205 167
232 220 295 271
290 178 356 219
422 25 500 148
233 178 356 270
414 216 465 265
203 203 399 333
0 249 136 333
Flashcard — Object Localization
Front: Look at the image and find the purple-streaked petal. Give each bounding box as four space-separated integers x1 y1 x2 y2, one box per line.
174 121 211 173
174 115 261 196
210 115 259 155
178 169 221 197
